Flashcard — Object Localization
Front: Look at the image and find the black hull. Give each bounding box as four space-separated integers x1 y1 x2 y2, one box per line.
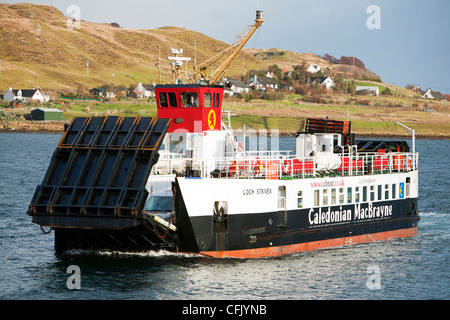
35 184 419 258
46 190 419 257
186 198 420 258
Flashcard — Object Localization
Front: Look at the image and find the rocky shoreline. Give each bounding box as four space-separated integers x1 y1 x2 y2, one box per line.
1 120 448 140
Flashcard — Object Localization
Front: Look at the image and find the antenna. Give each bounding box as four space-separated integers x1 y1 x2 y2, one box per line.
167 48 191 84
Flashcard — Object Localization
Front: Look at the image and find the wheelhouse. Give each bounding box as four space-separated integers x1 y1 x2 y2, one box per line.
155 84 224 133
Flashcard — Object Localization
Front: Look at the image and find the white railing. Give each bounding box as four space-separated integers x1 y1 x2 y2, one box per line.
150 151 418 180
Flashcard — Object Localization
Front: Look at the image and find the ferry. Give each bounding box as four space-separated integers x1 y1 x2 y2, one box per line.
27 11 420 258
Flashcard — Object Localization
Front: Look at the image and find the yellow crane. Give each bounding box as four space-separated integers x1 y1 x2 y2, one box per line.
191 10 264 85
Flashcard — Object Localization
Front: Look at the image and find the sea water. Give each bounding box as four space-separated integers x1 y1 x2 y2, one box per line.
0 133 448 300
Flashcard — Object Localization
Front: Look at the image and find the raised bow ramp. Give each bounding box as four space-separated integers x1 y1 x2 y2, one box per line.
27 116 174 250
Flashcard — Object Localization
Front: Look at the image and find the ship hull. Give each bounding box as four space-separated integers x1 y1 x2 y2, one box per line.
194 205 419 258
174 172 420 258
201 227 419 258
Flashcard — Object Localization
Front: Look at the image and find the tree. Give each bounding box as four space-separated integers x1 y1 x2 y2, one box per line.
382 87 393 96
268 64 282 79
347 80 356 94
336 56 366 69
322 53 337 63
291 61 308 85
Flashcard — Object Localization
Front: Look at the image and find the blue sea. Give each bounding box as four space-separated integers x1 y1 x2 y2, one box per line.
0 133 448 302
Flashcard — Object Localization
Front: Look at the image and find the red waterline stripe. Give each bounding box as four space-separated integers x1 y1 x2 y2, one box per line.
200 227 418 258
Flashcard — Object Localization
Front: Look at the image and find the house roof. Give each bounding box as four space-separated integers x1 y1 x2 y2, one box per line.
430 91 445 100
225 78 247 88
142 85 155 91
422 89 445 100
21 89 39 97
32 107 63 112
9 89 39 97
310 77 333 84
91 87 106 92
251 76 277 85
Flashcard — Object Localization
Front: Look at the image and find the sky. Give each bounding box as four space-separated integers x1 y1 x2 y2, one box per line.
3 0 450 94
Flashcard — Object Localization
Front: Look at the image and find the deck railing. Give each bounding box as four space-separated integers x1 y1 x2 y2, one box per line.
151 151 418 180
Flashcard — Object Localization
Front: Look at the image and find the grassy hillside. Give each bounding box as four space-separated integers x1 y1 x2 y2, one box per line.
1 3 448 139
0 3 379 92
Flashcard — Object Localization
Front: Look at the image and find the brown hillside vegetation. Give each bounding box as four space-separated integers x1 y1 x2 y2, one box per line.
0 3 377 91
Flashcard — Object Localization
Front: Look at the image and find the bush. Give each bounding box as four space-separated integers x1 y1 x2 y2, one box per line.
382 88 393 96
302 95 326 104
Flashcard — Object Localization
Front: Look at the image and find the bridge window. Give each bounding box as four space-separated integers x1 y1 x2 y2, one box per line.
159 92 168 107
182 92 198 107
159 92 178 107
204 93 211 108
211 93 220 108
215 93 220 108
168 92 177 107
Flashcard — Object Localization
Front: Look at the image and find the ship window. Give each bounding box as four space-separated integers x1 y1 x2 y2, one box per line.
339 188 344 204
182 92 198 107
355 187 360 203
378 185 382 200
323 189 328 206
159 92 168 107
204 93 212 108
297 190 303 208
392 184 396 199
347 187 352 204
213 93 220 108
331 188 336 205
370 185 375 201
363 186 367 202
168 92 177 107
385 184 389 200
314 190 320 207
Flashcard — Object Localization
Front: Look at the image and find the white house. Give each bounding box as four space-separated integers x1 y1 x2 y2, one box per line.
248 75 278 91
223 78 249 96
422 88 445 100
134 83 155 98
310 76 335 90
307 64 321 74
90 87 116 98
356 86 380 96
4 88 44 103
